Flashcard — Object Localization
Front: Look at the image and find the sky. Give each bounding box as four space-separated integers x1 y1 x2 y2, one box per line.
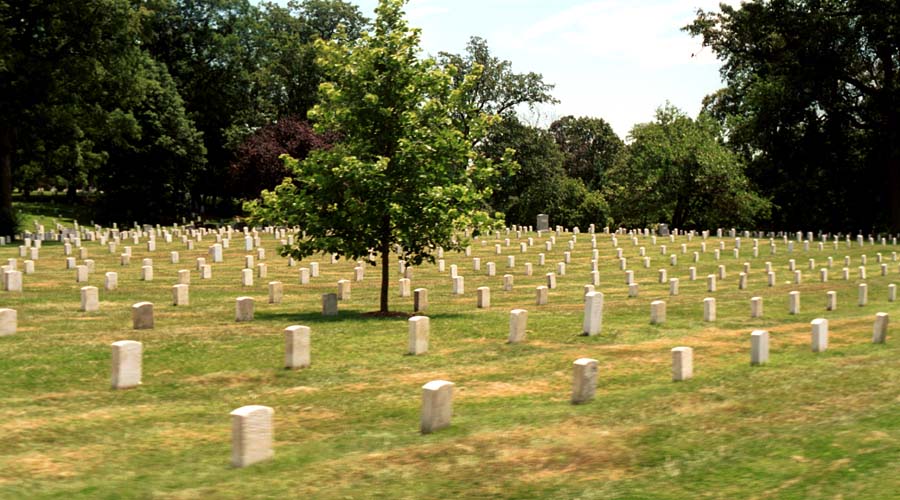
298 0 741 138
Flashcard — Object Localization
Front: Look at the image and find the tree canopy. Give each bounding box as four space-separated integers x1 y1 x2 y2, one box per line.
686 0 900 231
246 0 514 313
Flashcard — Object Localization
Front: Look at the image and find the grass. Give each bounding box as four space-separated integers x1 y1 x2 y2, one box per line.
0 222 897 499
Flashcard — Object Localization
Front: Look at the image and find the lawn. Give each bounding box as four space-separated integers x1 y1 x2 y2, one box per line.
0 222 897 499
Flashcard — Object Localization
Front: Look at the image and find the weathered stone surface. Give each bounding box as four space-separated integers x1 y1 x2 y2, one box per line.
0 308 16 336
235 296 254 322
284 325 311 369
80 286 99 312
172 284 189 306
671 347 693 381
413 288 428 312
583 291 603 336
322 293 338 316
873 312 889 344
420 380 454 434
230 405 274 468
111 340 142 390
132 302 154 329
508 309 528 343
408 316 430 355
476 287 490 309
571 358 599 404
811 318 828 352
751 330 769 366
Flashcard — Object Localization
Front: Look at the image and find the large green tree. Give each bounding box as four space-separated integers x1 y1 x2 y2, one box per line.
686 0 900 231
0 0 144 232
482 117 610 229
246 0 514 313
605 105 770 229
438 36 558 139
549 115 623 190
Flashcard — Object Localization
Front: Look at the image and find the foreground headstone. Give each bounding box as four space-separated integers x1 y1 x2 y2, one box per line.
80 286 99 312
650 300 666 325
583 291 603 336
284 325 311 369
811 318 828 352
408 316 430 355
132 302 154 329
172 284 189 306
0 308 16 336
508 309 528 343
571 358 599 404
788 291 801 315
322 293 338 316
703 297 716 322
671 347 693 381
873 312 888 343
230 405 274 468
751 296 763 318
413 288 428 312
235 297 254 322
111 340 142 389
476 287 490 308
751 330 769 366
420 380 454 434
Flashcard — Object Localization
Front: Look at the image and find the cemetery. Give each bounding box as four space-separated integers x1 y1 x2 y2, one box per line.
0 220 897 498
3 0 899 497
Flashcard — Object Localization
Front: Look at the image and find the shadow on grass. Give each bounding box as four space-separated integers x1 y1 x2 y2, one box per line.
254 309 468 323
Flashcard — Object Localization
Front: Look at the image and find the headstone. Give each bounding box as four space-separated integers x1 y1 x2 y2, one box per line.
201 264 212 279
826 291 837 311
5 270 22 292
80 286 99 312
571 358 599 404
669 278 679 296
508 309 528 343
789 291 800 314
873 312 888 343
132 302 154 329
503 274 514 291
111 340 142 389
235 297 254 322
535 285 549 305
0 308 16 336
671 347 693 381
105 272 118 291
650 300 666 324
322 293 338 316
583 291 603 336
751 330 769 365
707 274 717 292
890 284 897 302
413 288 428 312
476 287 490 308
751 296 763 318
408 316 429 355
811 318 828 352
141 265 153 282
230 405 274 468
858 283 868 306
420 380 454 434
284 325 311 369
449 274 465 295
76 265 89 283
399 278 411 297
172 284 190 306
703 297 716 322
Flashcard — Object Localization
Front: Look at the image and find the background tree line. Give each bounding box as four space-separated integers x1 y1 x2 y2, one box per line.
1 0 896 234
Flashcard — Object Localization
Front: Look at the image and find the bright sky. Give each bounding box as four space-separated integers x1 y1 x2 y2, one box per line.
309 0 740 138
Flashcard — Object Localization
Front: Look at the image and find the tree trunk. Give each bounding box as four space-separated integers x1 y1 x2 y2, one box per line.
0 126 14 236
379 215 391 313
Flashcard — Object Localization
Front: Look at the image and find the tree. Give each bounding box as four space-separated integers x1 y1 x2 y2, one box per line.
481 117 610 228
228 116 334 199
605 104 770 229
686 0 900 231
438 36 558 139
549 115 623 190
246 0 514 314
0 0 145 232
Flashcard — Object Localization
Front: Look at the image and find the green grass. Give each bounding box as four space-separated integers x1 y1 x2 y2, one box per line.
0 223 897 499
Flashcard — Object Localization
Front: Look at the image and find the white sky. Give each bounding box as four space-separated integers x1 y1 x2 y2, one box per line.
294 0 742 138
